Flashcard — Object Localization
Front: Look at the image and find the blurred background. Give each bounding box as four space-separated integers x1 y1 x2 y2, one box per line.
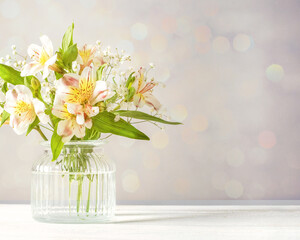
0 0 299 203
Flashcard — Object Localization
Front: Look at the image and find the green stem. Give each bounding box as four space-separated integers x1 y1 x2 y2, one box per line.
35 126 48 141
77 175 83 214
86 179 91 214
95 174 98 214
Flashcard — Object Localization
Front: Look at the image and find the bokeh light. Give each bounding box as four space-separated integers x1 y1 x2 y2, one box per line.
181 127 198 145
151 131 169 149
191 114 209 132
170 104 188 122
122 170 140 193
266 64 284 82
150 34 168 52
226 147 245 167
131 22 148 40
212 36 230 54
258 130 277 149
233 34 252 52
225 180 244 199
195 25 211 43
143 152 160 170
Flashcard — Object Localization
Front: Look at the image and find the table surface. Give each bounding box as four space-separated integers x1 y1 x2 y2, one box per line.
1 204 300 240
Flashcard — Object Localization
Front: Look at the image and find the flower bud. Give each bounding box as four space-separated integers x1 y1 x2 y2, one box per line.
31 77 40 90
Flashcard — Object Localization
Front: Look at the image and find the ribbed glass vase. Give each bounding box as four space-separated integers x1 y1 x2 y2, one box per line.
31 141 116 223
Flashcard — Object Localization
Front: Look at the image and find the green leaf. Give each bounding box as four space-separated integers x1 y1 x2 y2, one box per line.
0 64 24 85
115 110 182 125
55 72 63 80
62 44 78 68
62 23 74 53
96 64 107 80
92 111 149 140
0 110 10 126
26 117 40 136
1 82 8 94
51 124 64 161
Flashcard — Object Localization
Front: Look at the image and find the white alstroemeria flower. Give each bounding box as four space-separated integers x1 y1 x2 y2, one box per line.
132 68 161 111
21 35 57 79
4 85 49 135
77 44 104 73
52 98 88 143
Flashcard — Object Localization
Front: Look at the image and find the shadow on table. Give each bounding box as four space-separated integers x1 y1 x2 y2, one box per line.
111 212 211 224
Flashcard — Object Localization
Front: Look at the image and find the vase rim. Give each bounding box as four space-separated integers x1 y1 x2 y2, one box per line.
40 140 107 148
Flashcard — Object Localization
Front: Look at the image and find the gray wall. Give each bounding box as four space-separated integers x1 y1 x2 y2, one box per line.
0 0 299 202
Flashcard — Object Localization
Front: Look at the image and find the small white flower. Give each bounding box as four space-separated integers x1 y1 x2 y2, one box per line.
149 63 155 68
12 50 16 55
96 40 101 45
11 45 16 50
6 55 10 60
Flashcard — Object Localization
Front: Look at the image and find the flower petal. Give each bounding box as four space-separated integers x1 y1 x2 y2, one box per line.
9 114 31 135
57 119 74 143
133 93 145 108
90 80 108 105
40 35 53 57
61 73 80 88
27 44 42 61
143 92 161 111
76 112 85 125
32 98 49 124
74 124 85 138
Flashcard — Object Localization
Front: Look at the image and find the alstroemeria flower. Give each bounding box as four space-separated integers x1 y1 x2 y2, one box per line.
21 35 57 79
52 65 109 140
4 85 49 135
52 98 89 143
77 44 104 73
132 68 161 111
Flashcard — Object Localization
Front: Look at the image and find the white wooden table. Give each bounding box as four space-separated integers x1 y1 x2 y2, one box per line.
0 204 300 239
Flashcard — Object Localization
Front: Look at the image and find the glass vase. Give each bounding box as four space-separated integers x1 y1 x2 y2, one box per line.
31 141 116 223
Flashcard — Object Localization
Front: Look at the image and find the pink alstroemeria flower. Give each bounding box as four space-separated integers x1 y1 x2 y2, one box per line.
52 65 109 142
52 98 88 143
132 68 161 111
21 35 57 79
4 85 49 135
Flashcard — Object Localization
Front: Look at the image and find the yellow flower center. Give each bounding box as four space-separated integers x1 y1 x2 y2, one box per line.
39 49 50 65
67 79 94 105
15 101 32 115
79 49 92 65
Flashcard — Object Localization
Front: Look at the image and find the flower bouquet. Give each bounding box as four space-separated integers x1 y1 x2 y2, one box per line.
0 23 180 223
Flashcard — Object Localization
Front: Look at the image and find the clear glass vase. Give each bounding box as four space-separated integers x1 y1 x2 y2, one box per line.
31 141 116 223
